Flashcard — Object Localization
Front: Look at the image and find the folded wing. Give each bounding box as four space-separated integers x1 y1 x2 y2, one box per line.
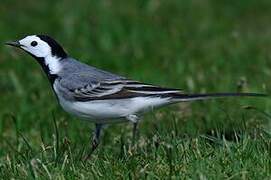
63 79 182 101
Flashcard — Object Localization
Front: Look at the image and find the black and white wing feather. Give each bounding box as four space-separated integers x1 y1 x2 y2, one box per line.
67 79 182 101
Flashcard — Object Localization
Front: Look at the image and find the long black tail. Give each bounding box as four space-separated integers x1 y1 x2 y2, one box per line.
171 92 268 102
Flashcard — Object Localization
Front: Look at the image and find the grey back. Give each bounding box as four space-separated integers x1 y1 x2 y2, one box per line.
55 57 126 100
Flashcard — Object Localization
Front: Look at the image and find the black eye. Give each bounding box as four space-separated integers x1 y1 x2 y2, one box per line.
31 41 38 47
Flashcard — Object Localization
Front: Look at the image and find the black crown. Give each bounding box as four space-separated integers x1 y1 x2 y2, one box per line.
37 35 67 58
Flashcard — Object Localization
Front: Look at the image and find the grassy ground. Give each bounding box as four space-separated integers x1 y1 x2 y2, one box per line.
0 0 271 179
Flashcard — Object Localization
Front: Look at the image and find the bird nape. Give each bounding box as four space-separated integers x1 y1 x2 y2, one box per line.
5 34 268 159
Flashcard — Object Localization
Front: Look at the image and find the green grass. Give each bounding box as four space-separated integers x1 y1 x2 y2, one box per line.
0 0 271 179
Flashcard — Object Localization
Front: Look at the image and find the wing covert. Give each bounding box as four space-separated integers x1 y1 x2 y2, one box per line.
59 75 183 101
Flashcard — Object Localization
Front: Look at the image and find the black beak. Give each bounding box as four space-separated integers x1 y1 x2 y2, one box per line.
5 41 22 48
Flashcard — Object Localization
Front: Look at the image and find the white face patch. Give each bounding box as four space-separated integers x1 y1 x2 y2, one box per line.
19 35 62 74
19 35 51 58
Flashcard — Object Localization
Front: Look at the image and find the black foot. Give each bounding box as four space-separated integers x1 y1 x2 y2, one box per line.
84 123 103 161
84 138 99 161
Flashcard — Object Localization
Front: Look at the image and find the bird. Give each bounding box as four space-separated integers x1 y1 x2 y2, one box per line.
5 35 267 157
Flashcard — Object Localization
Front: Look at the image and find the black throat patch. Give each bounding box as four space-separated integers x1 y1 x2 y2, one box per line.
28 53 59 85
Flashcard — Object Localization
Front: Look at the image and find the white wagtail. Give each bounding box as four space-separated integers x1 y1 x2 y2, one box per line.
5 35 267 155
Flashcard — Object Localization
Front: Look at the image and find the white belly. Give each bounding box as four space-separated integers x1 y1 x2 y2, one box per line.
57 96 170 123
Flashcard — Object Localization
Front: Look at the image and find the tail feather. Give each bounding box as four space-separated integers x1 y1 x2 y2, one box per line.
170 92 268 102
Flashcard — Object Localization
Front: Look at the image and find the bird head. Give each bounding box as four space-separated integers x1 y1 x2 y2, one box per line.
5 35 68 77
5 35 67 59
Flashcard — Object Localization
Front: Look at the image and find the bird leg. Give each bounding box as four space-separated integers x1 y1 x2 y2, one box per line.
84 123 103 160
126 115 140 145
132 122 138 145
